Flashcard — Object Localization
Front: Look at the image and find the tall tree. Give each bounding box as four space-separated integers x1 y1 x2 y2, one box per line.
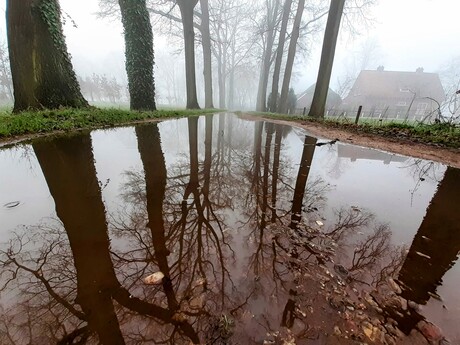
278 0 305 114
308 0 345 118
255 0 281 112
118 0 156 110
269 0 292 113
200 0 214 108
6 0 88 112
177 0 201 109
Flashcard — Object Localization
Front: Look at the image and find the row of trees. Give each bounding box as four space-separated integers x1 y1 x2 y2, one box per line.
6 0 374 114
0 51 126 105
78 74 126 103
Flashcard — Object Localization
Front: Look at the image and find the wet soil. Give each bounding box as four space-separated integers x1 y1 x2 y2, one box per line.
240 113 460 169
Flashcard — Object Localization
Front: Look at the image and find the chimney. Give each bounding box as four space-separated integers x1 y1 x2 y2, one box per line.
377 66 384 72
416 67 424 73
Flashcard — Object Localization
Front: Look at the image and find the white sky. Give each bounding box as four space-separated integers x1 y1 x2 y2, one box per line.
1 0 459 93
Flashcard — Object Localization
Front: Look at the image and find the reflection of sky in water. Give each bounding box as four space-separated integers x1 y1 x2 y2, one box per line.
0 113 458 340
0 114 447 247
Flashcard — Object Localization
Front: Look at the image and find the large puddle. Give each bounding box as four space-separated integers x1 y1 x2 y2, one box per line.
0 113 459 344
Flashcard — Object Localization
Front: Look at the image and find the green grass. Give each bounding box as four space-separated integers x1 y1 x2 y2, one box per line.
0 107 219 139
243 111 460 149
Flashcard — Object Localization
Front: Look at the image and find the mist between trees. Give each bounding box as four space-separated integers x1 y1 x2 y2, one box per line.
3 0 460 120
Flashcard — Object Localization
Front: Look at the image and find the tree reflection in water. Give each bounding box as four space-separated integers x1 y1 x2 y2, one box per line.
1 115 459 344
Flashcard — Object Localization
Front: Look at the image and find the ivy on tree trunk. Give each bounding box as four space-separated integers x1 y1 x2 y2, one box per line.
118 0 156 111
7 0 88 113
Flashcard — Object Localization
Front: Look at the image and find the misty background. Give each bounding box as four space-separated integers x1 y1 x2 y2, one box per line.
0 0 459 109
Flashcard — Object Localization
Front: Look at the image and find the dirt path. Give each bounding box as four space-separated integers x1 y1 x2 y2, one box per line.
240 114 460 169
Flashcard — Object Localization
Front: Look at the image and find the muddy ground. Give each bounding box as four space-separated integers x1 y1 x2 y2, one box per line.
240 114 460 169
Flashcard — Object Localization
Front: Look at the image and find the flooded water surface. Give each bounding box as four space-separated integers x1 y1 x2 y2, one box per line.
1 114 459 344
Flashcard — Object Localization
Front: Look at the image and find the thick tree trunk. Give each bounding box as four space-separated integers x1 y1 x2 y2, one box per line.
278 0 305 114
269 0 292 113
118 0 156 111
308 0 345 118
7 0 88 112
200 0 214 109
178 0 200 109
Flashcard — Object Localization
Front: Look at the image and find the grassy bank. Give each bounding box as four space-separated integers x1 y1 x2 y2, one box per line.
245 112 460 149
0 107 218 139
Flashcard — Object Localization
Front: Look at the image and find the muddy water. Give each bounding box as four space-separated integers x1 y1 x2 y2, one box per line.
0 113 459 344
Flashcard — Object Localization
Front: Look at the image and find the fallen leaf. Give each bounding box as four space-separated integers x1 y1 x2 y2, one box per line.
143 271 165 285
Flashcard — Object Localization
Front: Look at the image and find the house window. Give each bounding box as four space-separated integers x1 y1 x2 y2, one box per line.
415 103 428 115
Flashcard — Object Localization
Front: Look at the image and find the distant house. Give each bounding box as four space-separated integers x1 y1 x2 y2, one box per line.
338 145 407 164
341 67 445 121
296 83 342 114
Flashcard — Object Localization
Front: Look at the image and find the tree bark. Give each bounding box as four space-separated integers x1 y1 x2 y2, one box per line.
308 0 345 118
118 0 156 111
269 0 292 113
7 0 88 112
178 0 200 109
278 0 305 114
200 0 214 109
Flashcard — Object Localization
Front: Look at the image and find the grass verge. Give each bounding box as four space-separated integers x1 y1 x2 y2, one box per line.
0 107 219 139
243 112 460 149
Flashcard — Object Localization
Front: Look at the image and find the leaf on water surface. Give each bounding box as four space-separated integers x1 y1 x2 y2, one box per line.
4 201 20 208
415 251 431 259
143 271 164 285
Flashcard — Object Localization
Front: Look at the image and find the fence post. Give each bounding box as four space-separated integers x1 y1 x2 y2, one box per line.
303 107 306 116
355 105 363 124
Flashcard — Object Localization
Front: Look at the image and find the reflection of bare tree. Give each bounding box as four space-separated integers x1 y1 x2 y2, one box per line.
327 207 373 242
401 158 445 204
114 118 240 343
33 134 125 344
1 133 205 344
290 136 317 228
349 225 391 279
